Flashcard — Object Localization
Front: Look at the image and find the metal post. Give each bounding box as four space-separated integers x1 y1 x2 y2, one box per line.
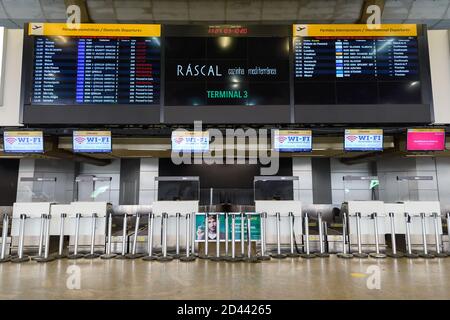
202 212 209 258
85 213 100 259
68 213 84 259
353 212 368 258
337 213 353 259
387 212 404 258
0 214 10 262
210 213 222 261
173 212 181 259
287 212 299 257
300 212 316 259
143 213 158 261
115 213 128 260
245 214 259 263
55 213 67 259
404 213 418 259
33 214 46 260
369 213 386 258
101 212 116 259
225 212 229 257
240 212 245 258
35 214 55 262
258 212 271 261
432 212 447 258
419 212 434 259
180 213 196 262
272 212 286 259
157 213 173 262
316 212 329 258
11 214 30 262
126 213 144 259
191 212 196 257
447 213 450 256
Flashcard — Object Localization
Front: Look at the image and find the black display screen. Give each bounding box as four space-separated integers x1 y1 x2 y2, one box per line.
31 36 160 105
165 36 290 106
294 36 421 104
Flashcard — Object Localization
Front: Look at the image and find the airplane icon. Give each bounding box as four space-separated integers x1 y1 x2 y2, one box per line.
32 25 42 30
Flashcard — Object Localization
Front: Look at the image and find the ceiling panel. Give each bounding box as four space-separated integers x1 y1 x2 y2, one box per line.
152 0 189 21
2 0 44 19
226 0 262 21
297 0 337 20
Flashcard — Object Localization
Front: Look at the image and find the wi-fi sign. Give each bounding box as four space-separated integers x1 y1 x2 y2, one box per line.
5 137 16 144
74 137 86 144
175 137 184 144
278 136 287 143
346 135 358 142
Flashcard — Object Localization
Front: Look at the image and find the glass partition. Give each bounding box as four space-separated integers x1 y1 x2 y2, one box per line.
395 175 439 202
254 176 300 201
155 176 200 202
74 175 112 202
17 177 57 202
343 175 379 202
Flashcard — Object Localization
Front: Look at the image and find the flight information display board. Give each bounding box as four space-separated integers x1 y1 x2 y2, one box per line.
165 26 290 106
293 24 421 105
30 24 161 105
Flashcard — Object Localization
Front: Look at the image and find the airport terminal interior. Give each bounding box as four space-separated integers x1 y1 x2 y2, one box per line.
2 0 450 300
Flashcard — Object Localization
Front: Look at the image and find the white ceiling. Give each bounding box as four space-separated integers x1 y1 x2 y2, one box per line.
0 0 449 29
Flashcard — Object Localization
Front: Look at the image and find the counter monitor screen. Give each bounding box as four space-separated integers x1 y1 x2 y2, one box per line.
171 131 209 153
3 131 44 153
28 23 161 105
407 129 446 151
273 130 312 152
344 129 383 151
293 24 422 105
73 131 112 153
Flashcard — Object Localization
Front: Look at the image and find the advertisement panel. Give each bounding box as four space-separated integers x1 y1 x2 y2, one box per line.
195 213 261 242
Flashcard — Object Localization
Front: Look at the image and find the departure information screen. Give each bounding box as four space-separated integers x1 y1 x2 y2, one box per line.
29 23 161 105
293 24 421 104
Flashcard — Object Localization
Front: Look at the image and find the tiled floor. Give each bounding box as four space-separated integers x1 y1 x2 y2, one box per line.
0 255 449 299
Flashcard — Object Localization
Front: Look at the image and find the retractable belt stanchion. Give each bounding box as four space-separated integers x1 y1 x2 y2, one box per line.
368 212 386 259
404 213 419 259
180 213 196 262
447 213 450 256
32 214 46 261
387 212 404 258
34 214 55 263
126 213 145 259
300 212 316 259
245 214 259 263
55 213 67 259
68 213 84 259
11 214 30 263
191 212 196 257
101 212 117 259
173 212 182 259
240 212 245 258
210 213 222 261
316 212 329 258
157 213 173 262
115 213 128 260
337 213 353 259
225 213 229 257
432 212 447 258
201 213 209 259
287 212 299 258
227 213 243 262
419 212 434 259
272 212 286 259
353 212 368 258
85 213 100 259
258 212 271 261
0 214 10 263
143 213 158 261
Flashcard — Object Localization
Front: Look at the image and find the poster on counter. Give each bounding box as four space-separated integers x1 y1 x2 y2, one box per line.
195 213 261 242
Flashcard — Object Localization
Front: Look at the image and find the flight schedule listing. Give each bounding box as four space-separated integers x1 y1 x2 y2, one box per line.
294 37 419 80
31 36 161 105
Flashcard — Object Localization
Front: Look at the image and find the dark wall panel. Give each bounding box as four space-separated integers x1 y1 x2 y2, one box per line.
0 160 20 206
